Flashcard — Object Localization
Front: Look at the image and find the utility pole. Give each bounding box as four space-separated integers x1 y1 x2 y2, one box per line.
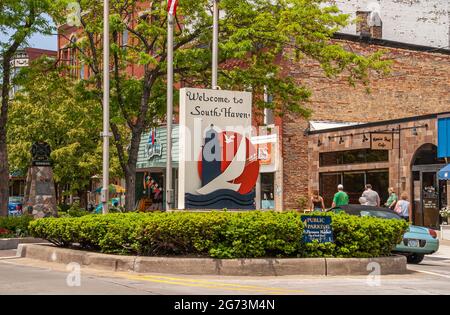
101 0 110 214
166 2 176 211
212 0 219 89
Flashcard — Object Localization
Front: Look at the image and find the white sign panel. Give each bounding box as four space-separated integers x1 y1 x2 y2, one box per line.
178 88 259 209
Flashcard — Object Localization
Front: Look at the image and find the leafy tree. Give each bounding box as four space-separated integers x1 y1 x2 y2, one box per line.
0 0 63 216
7 58 121 207
59 0 390 210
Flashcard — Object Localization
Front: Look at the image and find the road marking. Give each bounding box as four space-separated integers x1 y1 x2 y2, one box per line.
413 269 450 279
121 274 305 294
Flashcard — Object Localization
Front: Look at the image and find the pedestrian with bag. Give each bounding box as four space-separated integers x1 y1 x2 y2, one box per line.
394 192 412 223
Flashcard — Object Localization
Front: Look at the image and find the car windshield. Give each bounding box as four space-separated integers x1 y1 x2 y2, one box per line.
359 210 401 219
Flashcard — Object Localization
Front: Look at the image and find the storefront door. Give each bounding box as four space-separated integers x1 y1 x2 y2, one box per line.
411 144 445 229
412 168 443 229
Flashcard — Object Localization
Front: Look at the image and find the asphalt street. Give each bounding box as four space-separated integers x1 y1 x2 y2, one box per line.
0 243 449 295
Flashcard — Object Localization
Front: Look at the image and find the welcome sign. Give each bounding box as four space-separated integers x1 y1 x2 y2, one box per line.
178 88 259 209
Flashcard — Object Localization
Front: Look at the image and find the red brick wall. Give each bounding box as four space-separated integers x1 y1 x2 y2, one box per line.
281 40 450 209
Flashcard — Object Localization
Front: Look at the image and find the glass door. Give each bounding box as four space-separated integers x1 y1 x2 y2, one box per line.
422 172 440 229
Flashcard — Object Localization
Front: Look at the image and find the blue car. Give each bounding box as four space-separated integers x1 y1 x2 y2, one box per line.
8 196 23 216
330 205 439 264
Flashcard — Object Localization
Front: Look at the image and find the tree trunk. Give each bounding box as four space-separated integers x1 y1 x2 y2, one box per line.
0 140 9 217
125 166 136 211
0 54 13 217
79 189 88 209
123 129 141 211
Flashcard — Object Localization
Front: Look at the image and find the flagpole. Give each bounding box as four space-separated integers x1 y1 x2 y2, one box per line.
212 0 219 89
101 0 110 214
166 8 174 211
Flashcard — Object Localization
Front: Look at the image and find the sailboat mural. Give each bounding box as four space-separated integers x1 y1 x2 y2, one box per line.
185 125 260 209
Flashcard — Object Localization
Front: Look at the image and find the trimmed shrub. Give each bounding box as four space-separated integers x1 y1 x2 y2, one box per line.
28 211 408 258
0 215 34 237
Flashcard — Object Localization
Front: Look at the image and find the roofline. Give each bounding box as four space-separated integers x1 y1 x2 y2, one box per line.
333 33 450 56
308 111 450 135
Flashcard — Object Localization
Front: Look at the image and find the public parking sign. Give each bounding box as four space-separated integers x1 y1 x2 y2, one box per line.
301 215 334 243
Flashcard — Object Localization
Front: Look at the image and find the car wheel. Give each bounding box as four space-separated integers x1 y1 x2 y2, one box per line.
407 254 424 264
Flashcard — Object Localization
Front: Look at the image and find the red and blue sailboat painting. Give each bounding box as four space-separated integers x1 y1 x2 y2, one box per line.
185 125 259 209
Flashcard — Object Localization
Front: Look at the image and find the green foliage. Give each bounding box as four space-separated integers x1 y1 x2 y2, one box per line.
29 211 407 258
59 0 391 210
58 202 91 218
331 213 409 258
0 215 34 237
7 58 122 193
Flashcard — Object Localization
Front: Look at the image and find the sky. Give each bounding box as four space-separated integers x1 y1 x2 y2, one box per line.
0 14 58 52
0 33 58 51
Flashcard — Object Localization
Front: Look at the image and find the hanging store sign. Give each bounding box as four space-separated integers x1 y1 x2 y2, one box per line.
258 142 272 165
371 133 393 150
178 88 259 210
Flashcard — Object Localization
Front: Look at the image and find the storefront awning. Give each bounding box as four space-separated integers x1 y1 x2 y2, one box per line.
136 125 179 170
438 164 450 180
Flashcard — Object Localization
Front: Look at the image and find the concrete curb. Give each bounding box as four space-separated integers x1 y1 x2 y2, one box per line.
17 244 407 276
0 238 48 250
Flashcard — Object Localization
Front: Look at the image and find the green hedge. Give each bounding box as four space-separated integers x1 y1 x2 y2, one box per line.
0 215 34 237
28 211 408 259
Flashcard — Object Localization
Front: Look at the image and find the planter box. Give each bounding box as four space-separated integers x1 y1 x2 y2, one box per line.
441 225 450 241
16 244 407 276
0 237 47 250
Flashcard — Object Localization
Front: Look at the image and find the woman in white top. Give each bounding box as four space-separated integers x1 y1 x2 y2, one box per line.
394 192 412 223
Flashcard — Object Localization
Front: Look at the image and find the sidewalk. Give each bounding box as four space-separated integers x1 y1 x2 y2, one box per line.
432 240 450 259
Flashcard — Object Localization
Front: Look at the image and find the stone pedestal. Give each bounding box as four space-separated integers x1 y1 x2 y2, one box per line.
24 166 57 218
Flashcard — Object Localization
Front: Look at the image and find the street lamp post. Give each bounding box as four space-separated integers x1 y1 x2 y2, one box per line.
166 9 175 211
212 0 219 89
101 0 110 214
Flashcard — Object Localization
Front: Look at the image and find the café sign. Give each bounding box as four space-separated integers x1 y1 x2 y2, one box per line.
371 133 393 150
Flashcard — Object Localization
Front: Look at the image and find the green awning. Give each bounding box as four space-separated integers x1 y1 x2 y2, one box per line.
136 125 179 170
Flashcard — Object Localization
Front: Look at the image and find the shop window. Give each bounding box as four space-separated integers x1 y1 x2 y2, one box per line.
320 170 389 208
261 173 274 209
320 173 341 207
343 172 365 204
319 149 388 167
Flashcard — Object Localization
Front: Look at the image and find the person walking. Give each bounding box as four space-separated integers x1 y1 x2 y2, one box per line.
331 184 349 208
394 192 412 223
385 187 398 209
361 184 380 207
310 190 325 211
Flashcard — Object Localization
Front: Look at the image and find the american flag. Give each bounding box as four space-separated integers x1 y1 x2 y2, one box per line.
167 0 178 16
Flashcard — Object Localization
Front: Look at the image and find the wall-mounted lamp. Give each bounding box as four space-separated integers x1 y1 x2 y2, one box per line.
412 127 418 136
339 136 344 144
362 134 369 142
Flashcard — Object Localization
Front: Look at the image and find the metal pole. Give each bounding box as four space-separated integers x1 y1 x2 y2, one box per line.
212 0 219 89
101 0 110 214
166 13 174 211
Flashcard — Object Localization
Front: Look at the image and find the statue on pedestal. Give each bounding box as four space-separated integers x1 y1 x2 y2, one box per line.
24 142 57 218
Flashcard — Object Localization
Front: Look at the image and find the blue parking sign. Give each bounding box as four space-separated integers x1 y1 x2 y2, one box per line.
301 215 334 243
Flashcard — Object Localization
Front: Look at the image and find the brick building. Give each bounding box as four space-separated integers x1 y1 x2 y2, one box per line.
56 2 450 221
279 35 450 211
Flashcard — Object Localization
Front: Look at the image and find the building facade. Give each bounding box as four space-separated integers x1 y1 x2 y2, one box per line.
331 0 450 48
308 113 449 229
